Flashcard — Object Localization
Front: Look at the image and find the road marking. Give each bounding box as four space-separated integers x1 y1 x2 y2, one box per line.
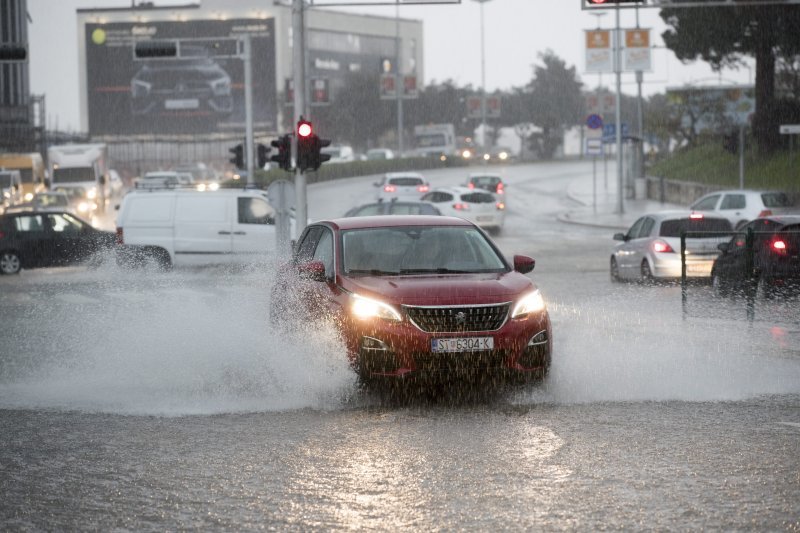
777 422 800 429
54 293 100 305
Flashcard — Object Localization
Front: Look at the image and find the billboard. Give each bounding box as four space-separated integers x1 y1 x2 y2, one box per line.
85 19 276 136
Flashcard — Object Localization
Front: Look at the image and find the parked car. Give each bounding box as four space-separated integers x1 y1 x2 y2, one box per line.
711 215 800 298
0 170 23 212
0 210 115 274
611 211 732 282
374 172 430 203
466 173 505 196
115 189 288 269
270 215 552 384
689 189 795 230
421 186 505 235
344 201 441 217
366 148 395 160
321 145 355 163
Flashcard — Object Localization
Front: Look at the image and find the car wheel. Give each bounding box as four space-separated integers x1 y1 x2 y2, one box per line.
0 251 21 275
711 271 728 297
756 273 774 300
610 257 621 282
640 259 654 283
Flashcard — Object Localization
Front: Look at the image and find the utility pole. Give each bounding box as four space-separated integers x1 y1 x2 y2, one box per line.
395 2 404 155
614 2 624 214
243 33 254 188
293 0 307 236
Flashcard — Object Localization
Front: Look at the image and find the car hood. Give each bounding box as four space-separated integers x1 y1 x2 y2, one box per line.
341 272 535 306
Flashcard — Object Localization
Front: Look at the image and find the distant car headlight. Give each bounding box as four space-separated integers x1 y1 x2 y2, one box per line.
511 290 546 319
24 192 34 201
208 182 219 191
196 183 207 192
78 201 90 213
86 188 97 200
462 149 473 159
351 294 402 322
498 151 509 160
483 153 491 161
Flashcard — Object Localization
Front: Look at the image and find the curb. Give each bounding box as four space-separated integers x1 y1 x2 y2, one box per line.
556 211 629 230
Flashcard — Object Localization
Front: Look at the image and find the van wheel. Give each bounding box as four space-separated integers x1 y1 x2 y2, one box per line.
0 251 21 275
151 249 172 272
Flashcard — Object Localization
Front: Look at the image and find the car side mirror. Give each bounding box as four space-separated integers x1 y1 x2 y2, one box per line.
613 233 627 242
298 260 328 282
513 254 535 274
717 242 729 253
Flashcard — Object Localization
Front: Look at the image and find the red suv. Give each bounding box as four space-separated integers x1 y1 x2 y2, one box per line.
271 216 552 383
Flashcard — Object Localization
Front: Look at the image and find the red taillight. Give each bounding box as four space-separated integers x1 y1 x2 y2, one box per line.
496 201 505 210
772 239 787 254
758 209 773 218
116 227 124 245
453 203 470 211
467 182 475 189
0 230 5 239
496 183 504 194
384 185 396 193
417 184 429 193
653 240 675 253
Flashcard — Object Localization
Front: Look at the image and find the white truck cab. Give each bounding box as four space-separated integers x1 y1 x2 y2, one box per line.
116 189 289 268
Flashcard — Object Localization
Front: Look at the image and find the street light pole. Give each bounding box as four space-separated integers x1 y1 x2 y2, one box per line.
395 2 404 155
473 0 490 150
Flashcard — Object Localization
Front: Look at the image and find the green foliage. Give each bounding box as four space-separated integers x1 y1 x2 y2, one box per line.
649 141 800 191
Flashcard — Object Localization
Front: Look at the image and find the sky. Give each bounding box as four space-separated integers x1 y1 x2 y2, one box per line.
27 0 754 132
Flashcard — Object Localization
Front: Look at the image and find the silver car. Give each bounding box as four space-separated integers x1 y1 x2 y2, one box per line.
611 211 732 281
374 172 430 203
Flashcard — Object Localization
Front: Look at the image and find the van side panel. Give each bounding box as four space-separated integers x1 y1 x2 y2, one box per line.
119 195 175 257
173 195 232 256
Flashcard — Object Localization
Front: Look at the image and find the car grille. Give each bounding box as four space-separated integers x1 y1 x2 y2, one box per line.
403 303 510 333
414 350 508 374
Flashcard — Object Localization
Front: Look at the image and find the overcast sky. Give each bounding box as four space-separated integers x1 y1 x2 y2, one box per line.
27 0 752 131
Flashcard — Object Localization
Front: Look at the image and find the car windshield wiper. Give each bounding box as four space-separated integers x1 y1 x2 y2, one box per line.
399 268 473 274
347 269 400 276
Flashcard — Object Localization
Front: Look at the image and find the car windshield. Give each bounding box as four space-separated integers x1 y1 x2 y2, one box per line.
342 225 507 275
761 192 793 208
471 176 500 186
389 177 424 187
659 217 732 237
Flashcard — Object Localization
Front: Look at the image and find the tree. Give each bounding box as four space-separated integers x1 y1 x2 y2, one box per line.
525 51 585 158
660 3 800 153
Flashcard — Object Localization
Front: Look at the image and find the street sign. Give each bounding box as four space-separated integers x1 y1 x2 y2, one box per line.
780 124 800 135
467 96 502 119
586 114 604 130
602 123 629 142
586 138 604 156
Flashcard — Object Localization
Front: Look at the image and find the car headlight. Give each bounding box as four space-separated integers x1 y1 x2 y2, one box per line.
24 192 34 201
208 182 219 191
351 294 401 322
196 183 207 192
86 188 97 200
511 290 546 319
78 201 89 213
499 151 509 160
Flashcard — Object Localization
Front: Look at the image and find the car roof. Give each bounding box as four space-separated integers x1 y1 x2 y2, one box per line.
468 173 502 179
386 172 424 178
326 215 472 231
697 189 788 197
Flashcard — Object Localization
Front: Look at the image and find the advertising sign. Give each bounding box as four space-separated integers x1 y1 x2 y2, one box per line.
667 85 755 131
85 19 276 136
624 28 651 72
466 96 501 119
585 29 612 73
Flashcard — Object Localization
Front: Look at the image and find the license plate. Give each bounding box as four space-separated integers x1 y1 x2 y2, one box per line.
687 263 711 273
476 215 494 222
431 337 494 353
164 98 200 110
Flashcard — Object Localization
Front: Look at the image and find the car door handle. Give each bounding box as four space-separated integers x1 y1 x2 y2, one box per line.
233 231 246 235
218 231 231 235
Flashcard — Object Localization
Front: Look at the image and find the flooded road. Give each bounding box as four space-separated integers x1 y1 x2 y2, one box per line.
1 162 798 530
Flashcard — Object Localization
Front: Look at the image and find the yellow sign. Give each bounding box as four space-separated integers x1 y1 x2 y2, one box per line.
92 28 107 45
625 29 649 48
586 30 610 49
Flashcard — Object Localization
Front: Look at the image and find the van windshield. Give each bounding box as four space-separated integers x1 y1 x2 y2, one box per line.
53 167 95 184
0 174 14 187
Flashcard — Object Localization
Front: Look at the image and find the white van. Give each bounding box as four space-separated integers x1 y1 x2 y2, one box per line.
115 189 288 268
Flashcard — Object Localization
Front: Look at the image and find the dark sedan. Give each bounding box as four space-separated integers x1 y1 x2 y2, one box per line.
0 210 115 274
711 215 800 298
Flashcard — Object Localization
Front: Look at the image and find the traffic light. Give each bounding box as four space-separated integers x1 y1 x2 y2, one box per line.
229 143 245 169
256 143 270 168
270 135 291 171
295 117 332 172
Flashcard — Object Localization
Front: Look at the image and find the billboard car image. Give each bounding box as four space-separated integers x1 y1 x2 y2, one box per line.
85 19 276 136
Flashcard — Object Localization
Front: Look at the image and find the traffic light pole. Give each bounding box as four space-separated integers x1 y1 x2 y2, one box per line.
293 0 308 237
243 33 255 188
614 3 624 214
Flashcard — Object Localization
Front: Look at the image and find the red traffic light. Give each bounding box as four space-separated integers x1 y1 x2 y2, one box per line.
297 118 313 138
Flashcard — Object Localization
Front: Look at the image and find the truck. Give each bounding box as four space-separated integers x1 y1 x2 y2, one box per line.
0 152 46 202
413 124 458 159
47 144 111 215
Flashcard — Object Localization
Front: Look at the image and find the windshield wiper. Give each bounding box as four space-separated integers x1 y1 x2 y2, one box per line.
347 269 400 276
399 268 472 274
